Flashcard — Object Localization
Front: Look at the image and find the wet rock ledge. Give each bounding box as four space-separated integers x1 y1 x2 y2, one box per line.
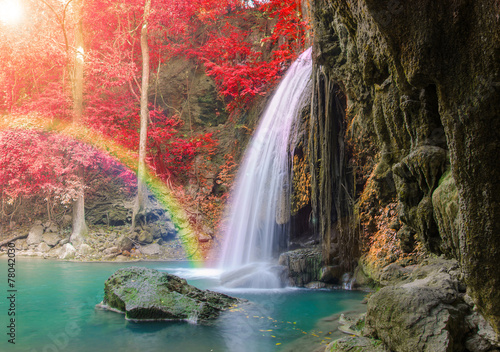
97 267 241 322
325 258 500 352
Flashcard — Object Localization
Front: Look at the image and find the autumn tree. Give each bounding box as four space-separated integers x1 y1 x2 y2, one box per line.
0 0 307 237
36 0 89 245
69 0 89 246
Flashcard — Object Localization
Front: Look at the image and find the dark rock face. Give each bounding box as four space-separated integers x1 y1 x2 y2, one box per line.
99 267 240 322
311 0 500 335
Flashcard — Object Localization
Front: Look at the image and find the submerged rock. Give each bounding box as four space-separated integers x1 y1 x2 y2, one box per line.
98 267 240 322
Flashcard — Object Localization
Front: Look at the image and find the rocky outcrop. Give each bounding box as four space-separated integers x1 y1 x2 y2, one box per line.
98 267 240 322
116 235 133 252
310 0 500 335
139 243 161 256
42 232 61 247
365 261 467 351
363 259 500 352
1 222 190 261
26 224 44 245
324 259 499 352
37 242 51 253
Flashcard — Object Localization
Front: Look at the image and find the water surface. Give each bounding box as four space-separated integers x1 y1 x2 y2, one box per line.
0 258 364 351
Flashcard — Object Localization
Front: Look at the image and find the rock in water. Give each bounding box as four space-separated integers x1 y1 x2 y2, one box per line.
98 267 240 322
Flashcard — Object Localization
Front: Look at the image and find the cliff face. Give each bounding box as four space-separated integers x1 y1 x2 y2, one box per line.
306 0 500 336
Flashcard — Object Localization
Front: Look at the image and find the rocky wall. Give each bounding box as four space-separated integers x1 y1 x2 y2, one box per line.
309 0 500 337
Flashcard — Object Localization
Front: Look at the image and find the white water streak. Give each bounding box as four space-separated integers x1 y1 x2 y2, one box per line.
219 48 313 284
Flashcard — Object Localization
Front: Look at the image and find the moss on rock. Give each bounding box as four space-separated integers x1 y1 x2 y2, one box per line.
100 267 241 322
311 0 500 336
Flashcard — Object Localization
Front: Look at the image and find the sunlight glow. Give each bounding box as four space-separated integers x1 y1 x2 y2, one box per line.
76 46 84 63
0 0 23 25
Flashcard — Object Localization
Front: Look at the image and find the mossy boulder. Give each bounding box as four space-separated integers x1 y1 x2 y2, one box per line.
364 259 470 351
99 267 240 322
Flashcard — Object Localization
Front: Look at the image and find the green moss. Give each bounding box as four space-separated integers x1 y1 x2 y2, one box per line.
101 267 240 321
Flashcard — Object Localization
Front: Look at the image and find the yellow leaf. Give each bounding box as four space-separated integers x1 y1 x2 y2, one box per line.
276 343 281 346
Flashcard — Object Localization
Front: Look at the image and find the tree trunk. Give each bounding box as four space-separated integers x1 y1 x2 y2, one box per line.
0 234 28 248
70 165 88 247
131 0 151 231
72 0 84 122
70 0 87 246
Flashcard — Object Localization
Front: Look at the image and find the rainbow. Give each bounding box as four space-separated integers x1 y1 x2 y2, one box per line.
0 113 204 266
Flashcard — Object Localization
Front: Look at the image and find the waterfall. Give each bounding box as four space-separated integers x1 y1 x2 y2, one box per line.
219 47 313 288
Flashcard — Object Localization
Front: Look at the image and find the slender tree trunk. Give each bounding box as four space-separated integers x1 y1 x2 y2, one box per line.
70 0 87 246
72 0 84 122
70 167 88 247
131 0 151 231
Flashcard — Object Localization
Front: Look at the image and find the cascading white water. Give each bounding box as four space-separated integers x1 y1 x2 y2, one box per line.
219 47 313 288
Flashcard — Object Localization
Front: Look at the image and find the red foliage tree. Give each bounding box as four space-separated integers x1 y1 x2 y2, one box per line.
0 0 308 233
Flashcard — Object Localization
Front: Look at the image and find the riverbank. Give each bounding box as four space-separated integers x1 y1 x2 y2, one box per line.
0 220 215 262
